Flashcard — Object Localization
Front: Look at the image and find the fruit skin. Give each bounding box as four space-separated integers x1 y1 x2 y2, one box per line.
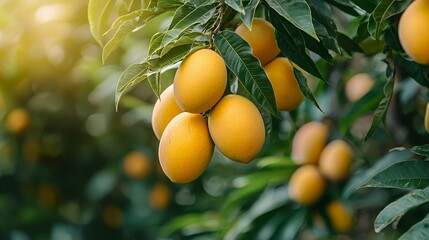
263 57 304 111
149 182 171 210
123 151 151 179
151 84 183 140
291 121 329 165
174 49 227 113
398 0 429 65
208 94 265 164
319 140 353 181
345 73 374 102
159 112 213 183
425 102 429 133
288 165 326 205
235 18 280 65
326 201 354 233
5 108 30 134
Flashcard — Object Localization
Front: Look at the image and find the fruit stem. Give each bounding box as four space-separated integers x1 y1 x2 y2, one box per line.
209 0 225 50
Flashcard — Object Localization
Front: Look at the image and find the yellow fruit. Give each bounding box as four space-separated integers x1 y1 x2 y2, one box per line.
263 57 304 111
345 73 374 102
6 108 30 134
235 18 280 65
291 121 329 165
152 84 183 140
399 0 429 65
326 201 354 233
208 94 265 164
102 205 123 228
319 140 353 181
149 182 171 210
174 49 227 113
425 102 429 133
159 112 213 183
123 151 151 179
288 165 325 205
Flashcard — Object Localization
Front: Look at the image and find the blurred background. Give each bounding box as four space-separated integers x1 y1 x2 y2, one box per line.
1 0 428 240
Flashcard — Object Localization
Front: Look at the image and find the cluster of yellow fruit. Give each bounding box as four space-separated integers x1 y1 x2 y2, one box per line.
152 49 265 183
288 121 355 233
399 0 429 65
151 18 305 183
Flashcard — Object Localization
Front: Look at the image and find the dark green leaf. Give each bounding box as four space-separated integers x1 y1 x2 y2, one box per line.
367 0 412 40
276 209 308 239
342 150 413 198
265 0 318 40
337 32 364 54
214 30 278 117
224 185 290 240
161 213 219 237
398 214 429 240
364 68 394 141
241 0 260 29
350 0 378 13
398 57 429 89
410 145 429 158
294 68 323 112
323 0 361 16
268 9 325 82
88 0 115 46
375 187 429 233
361 160 429 190
225 0 245 14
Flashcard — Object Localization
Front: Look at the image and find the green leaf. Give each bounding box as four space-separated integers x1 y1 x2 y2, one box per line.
268 8 325 82
103 20 144 63
340 82 384 133
88 0 115 46
147 71 161 99
224 185 290 240
361 160 429 190
364 67 394 141
323 0 361 16
214 30 278 117
115 63 149 110
398 57 429 89
148 2 215 60
398 214 429 240
168 2 216 30
337 32 364 54
225 0 245 14
342 150 413 198
148 43 206 71
294 68 323 112
367 0 412 40
275 209 308 239
410 145 429 158
241 0 260 29
161 213 219 237
375 187 429 233
265 0 318 40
